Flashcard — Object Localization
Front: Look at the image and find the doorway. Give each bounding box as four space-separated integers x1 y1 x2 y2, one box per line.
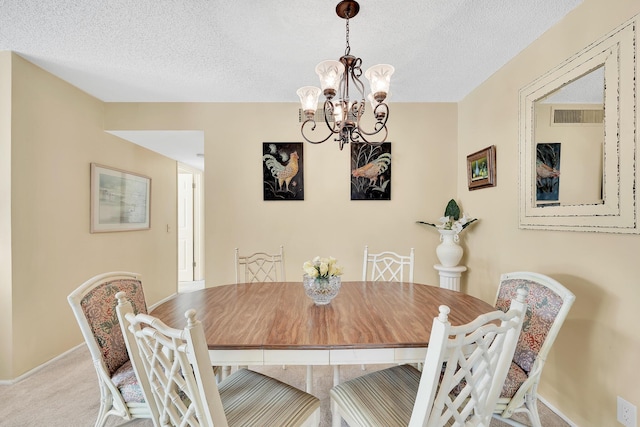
178 164 204 284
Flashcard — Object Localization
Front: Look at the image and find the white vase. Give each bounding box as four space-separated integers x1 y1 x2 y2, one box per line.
436 229 463 267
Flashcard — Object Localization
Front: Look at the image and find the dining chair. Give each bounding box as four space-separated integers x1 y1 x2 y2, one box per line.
115 292 321 427
362 245 415 282
67 271 158 427
360 245 415 370
234 245 288 372
330 288 528 427
235 245 285 283
491 272 575 427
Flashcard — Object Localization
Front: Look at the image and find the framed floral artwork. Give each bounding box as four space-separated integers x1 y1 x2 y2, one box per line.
262 143 304 200
467 145 496 190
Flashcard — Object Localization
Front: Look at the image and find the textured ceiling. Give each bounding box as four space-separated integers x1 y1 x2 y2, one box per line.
0 0 583 169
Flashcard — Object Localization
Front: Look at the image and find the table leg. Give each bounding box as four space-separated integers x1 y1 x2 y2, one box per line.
332 365 341 427
222 365 231 379
306 365 313 394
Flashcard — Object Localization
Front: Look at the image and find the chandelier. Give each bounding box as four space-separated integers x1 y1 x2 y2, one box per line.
297 0 394 150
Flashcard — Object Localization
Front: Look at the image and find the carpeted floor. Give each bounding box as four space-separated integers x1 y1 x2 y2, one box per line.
0 345 570 426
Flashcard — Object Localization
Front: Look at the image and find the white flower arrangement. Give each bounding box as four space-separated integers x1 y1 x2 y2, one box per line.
417 199 477 235
435 213 475 233
303 256 343 279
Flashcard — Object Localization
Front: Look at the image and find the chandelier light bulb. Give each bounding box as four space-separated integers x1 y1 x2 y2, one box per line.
296 86 322 119
315 60 345 99
365 64 394 102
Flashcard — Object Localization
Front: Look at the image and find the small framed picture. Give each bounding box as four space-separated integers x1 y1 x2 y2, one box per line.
90 163 151 233
466 145 496 190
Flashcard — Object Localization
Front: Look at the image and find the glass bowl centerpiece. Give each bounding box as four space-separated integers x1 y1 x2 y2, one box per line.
302 256 343 305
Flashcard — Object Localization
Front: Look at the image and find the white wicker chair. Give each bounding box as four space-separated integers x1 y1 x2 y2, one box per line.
492 272 575 427
67 272 158 427
362 245 415 282
330 289 528 427
116 292 320 427
235 245 285 283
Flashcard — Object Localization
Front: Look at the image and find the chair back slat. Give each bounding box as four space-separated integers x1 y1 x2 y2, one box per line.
410 289 528 427
117 297 227 427
362 245 414 282
235 246 285 283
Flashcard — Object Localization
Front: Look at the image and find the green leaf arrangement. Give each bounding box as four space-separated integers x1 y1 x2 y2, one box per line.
416 199 478 232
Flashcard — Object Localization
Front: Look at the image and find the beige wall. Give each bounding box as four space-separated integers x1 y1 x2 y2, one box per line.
458 1 640 425
0 52 13 379
104 102 459 286
1 54 178 379
5 0 640 423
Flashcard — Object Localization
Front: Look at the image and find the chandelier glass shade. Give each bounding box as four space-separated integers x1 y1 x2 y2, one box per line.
297 0 394 150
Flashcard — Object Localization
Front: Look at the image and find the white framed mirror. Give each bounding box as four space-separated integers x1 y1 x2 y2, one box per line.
519 15 638 233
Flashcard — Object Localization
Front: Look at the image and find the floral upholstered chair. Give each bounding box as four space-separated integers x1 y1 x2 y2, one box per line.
67 271 158 427
492 272 575 427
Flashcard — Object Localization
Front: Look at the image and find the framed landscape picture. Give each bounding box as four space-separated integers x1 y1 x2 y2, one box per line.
90 163 151 233
262 142 304 200
467 145 496 190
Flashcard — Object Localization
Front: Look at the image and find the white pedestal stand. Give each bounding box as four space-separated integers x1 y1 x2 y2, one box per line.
434 264 467 292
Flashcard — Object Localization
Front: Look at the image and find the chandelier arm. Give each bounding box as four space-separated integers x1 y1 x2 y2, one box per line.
323 100 339 130
350 59 366 97
352 125 387 146
300 119 338 145
350 103 389 145
354 103 389 137
350 100 365 119
301 100 343 144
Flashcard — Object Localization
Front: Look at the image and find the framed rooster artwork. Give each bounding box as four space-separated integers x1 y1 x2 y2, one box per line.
262 142 304 200
535 142 561 205
350 142 391 200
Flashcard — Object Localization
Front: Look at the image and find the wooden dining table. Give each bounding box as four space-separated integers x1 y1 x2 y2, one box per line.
151 280 495 385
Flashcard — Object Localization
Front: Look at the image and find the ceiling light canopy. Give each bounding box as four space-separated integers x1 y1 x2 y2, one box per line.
297 0 393 150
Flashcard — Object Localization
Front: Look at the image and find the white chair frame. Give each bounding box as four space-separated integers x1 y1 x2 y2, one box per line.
362 245 415 282
492 271 576 427
235 245 285 283
67 271 157 427
330 289 528 427
116 293 320 427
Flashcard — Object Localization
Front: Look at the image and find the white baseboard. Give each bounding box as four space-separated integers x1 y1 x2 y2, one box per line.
0 343 85 385
1 292 178 385
149 291 178 310
491 395 578 427
538 395 579 427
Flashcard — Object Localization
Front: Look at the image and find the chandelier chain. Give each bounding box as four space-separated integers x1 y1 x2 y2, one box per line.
344 16 350 56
